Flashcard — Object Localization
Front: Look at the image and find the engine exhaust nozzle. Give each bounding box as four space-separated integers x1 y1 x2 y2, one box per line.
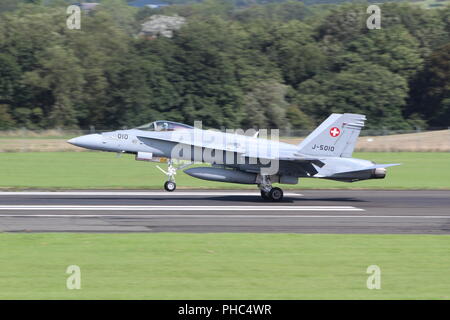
372 167 386 179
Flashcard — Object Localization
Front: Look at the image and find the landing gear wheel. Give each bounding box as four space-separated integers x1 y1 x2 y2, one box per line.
269 187 283 202
164 181 176 192
261 190 270 200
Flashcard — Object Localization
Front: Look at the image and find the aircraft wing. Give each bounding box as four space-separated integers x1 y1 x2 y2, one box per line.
240 152 326 177
278 159 322 176
137 131 326 176
278 156 326 168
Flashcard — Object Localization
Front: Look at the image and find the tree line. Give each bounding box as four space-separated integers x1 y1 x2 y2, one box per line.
0 0 449 130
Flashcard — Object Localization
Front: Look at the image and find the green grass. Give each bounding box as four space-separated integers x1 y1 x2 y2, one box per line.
0 152 448 189
0 233 449 299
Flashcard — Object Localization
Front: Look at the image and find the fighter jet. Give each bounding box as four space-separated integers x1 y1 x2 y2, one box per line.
67 113 399 201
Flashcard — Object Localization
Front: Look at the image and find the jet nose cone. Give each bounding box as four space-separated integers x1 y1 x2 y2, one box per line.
67 137 79 146
67 134 102 150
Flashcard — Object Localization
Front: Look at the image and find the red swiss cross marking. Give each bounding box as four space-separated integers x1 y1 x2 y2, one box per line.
330 127 340 137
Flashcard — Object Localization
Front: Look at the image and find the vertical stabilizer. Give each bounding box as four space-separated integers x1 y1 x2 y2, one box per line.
297 113 366 157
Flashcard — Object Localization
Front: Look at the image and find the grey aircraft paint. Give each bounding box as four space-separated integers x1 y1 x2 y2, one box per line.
68 114 400 201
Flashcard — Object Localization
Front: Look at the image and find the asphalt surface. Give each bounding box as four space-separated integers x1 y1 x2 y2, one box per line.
0 190 449 234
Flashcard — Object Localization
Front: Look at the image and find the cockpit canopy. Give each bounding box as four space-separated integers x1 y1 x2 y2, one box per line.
136 120 194 132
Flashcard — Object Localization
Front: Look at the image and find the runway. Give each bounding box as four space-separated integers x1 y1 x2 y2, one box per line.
0 190 449 234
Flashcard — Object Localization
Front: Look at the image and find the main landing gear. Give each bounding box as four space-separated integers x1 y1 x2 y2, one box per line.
260 187 284 202
258 175 284 202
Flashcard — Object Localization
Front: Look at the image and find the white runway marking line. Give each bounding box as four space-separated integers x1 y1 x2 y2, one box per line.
0 215 448 219
0 205 363 212
0 191 303 197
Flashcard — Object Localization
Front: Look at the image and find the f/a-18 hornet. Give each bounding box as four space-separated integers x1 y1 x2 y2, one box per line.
68 113 399 201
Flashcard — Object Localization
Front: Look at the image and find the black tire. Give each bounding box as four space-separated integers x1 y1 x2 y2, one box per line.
269 187 283 202
164 181 176 192
260 190 270 200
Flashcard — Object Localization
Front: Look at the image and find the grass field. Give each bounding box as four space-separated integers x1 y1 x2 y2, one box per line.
1 152 449 300
0 152 448 190
0 233 449 299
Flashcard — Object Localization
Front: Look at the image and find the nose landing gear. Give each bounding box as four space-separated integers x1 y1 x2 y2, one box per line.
157 160 177 192
157 160 192 192
164 180 176 192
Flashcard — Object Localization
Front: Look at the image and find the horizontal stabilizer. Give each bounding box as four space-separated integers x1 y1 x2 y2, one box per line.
366 163 401 169
335 163 401 175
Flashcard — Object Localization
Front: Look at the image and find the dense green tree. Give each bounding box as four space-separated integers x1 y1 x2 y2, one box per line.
286 104 313 130
347 26 424 79
22 45 85 127
0 104 15 129
168 18 246 127
0 0 448 130
0 0 20 13
233 1 312 23
24 0 42 4
64 9 133 128
109 50 183 127
317 4 368 45
296 62 410 129
242 80 289 129
101 0 140 36
380 3 449 55
407 43 450 128
266 20 327 87
0 54 21 105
